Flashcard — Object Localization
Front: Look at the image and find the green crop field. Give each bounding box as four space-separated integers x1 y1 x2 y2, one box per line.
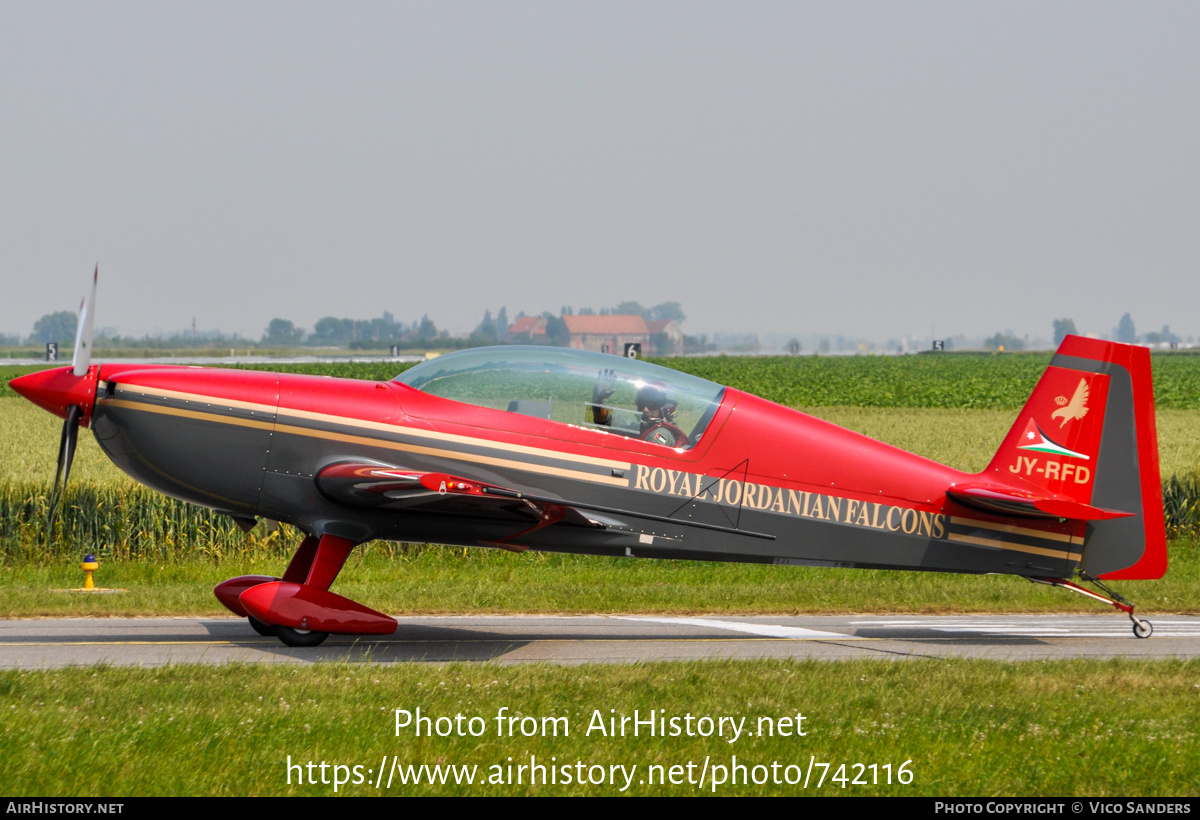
667 351 1200 410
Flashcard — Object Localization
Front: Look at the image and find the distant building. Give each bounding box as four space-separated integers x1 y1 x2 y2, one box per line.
562 314 650 354
508 316 547 341
646 319 684 355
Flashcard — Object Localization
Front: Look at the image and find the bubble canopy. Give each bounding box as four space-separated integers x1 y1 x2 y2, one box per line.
393 346 727 448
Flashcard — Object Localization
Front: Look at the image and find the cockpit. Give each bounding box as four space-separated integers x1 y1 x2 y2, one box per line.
393 346 727 449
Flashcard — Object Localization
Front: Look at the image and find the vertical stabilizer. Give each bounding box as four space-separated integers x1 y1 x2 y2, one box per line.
982 336 1165 579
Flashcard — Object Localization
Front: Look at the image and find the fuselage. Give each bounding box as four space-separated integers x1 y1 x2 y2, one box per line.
75 357 1083 577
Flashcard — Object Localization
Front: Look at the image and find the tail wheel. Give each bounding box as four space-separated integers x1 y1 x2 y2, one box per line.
1032 575 1153 640
247 616 277 637
276 626 330 647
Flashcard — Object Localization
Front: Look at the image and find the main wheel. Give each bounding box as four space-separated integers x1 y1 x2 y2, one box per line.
1132 618 1153 639
247 615 277 637
276 626 330 647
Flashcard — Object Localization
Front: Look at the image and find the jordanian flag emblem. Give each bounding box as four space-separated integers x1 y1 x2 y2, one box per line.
1016 419 1090 460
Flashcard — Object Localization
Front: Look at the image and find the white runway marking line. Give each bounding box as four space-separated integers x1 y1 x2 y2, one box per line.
849 619 1200 638
614 616 862 640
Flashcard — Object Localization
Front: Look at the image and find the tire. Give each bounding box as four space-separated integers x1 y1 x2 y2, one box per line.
247 616 277 637
276 626 330 647
1132 619 1153 639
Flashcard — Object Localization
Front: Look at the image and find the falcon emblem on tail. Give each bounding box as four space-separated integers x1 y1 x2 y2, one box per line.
1051 378 1090 427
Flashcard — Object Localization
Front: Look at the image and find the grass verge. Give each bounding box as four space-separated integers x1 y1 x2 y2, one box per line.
3 539 1197 617
2 659 1197 796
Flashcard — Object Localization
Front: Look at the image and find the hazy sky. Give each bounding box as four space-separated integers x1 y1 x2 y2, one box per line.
2 2 1197 343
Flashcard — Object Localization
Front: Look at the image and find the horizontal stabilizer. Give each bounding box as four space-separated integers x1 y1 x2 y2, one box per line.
947 483 1135 521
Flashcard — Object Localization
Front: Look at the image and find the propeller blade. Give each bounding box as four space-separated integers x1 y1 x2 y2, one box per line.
72 265 98 377
47 404 83 527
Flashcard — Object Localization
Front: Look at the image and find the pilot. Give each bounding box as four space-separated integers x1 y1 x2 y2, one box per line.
634 381 679 440
592 371 682 443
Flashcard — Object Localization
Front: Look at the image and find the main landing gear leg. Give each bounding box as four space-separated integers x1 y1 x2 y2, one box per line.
281 533 321 584
302 534 355 592
1029 575 1153 638
271 534 356 648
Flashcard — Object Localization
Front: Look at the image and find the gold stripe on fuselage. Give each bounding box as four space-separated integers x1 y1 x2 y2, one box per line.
111 383 632 471
948 516 1077 544
946 532 1081 562
103 397 629 487
270 421 629 485
105 400 275 431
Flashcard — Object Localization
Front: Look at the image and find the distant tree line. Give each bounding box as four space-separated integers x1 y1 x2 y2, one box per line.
559 301 686 322
1111 313 1180 345
19 310 258 350
263 311 450 349
980 315 1187 352
28 311 79 345
9 298 695 352
20 303 1188 354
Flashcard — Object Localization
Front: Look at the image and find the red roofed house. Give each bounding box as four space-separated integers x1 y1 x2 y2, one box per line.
508 315 547 340
562 314 651 354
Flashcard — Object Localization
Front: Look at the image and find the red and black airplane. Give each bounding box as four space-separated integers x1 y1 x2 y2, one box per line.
11 274 1165 645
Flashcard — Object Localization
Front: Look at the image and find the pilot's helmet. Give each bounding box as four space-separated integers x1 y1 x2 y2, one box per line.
636 381 677 417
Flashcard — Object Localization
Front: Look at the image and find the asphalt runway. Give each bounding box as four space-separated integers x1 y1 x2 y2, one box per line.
3 614 1200 668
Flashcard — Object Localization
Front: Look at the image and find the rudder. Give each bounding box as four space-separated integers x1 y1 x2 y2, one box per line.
983 336 1165 579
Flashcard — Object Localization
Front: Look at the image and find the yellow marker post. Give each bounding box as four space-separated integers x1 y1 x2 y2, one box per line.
60 553 125 594
81 553 99 590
